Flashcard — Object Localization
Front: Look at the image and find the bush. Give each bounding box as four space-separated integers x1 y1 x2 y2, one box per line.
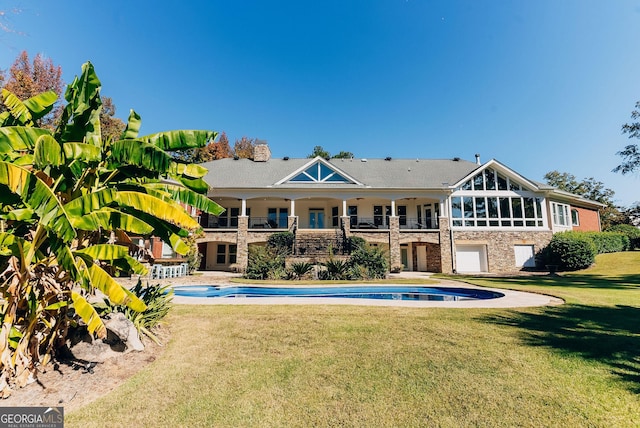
606 224 640 250
346 236 367 253
245 245 286 280
101 280 173 344
584 231 630 253
547 232 596 271
321 258 350 280
349 244 389 279
267 232 295 255
288 261 314 280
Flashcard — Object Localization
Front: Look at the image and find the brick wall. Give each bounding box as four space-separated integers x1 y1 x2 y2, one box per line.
572 206 601 232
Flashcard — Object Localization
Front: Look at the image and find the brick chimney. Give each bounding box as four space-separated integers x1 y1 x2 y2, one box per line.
253 140 271 162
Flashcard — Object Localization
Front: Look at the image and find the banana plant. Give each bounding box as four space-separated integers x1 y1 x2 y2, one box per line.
0 62 223 396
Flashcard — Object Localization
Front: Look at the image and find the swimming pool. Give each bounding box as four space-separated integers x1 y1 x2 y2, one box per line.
172 285 504 301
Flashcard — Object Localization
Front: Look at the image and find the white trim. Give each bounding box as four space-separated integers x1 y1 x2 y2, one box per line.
274 157 363 186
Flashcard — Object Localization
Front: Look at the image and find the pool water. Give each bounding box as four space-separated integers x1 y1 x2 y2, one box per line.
172 285 504 301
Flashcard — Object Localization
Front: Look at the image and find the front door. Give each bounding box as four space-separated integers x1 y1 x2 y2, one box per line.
309 209 325 229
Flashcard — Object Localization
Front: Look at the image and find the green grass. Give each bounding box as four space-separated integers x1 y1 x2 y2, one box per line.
67 253 640 427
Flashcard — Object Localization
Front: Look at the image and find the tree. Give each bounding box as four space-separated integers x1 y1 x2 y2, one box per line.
100 96 126 142
307 145 331 159
233 136 256 159
2 51 63 130
0 62 223 395
192 131 233 163
333 150 354 159
544 170 621 229
614 101 640 174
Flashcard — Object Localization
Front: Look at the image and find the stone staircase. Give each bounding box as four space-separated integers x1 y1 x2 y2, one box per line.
294 229 345 257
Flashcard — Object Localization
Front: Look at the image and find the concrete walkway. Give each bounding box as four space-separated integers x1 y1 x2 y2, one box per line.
147 271 563 309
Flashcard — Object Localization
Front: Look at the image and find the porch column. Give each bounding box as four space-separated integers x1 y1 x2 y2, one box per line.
236 216 249 271
390 200 396 216
290 199 296 217
241 199 247 217
438 215 453 274
342 200 347 217
388 216 401 270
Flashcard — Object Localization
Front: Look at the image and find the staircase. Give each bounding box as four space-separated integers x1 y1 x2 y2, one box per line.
294 229 345 257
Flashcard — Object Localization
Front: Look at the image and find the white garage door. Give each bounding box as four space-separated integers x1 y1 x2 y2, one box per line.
456 245 488 273
514 245 536 268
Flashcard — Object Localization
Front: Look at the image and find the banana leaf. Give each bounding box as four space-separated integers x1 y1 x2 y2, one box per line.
0 127 53 154
0 162 75 242
1 89 31 125
3 208 35 221
64 188 118 216
168 161 208 179
122 109 141 140
58 62 102 145
143 182 224 215
22 91 57 121
87 264 146 312
71 207 154 235
34 135 65 168
176 176 209 193
139 130 217 151
74 244 129 261
71 291 107 338
62 142 101 162
116 191 200 230
109 140 171 173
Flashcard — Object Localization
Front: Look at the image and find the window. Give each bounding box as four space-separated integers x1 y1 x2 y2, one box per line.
332 206 339 227
216 244 237 265
348 205 358 227
290 161 350 183
398 205 407 226
268 208 288 228
458 168 531 192
451 196 544 228
551 202 570 227
571 209 580 226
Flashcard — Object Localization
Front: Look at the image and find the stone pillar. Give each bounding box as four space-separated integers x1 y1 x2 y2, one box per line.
388 216 401 270
288 216 298 230
438 216 453 274
341 216 351 237
236 216 249 271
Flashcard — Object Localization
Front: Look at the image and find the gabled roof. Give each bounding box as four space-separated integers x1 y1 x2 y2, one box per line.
451 159 541 191
200 157 480 190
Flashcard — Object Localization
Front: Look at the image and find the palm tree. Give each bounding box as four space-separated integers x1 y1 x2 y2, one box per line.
0 62 223 395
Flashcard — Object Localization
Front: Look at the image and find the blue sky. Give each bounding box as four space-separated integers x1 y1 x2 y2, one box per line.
1 1 640 206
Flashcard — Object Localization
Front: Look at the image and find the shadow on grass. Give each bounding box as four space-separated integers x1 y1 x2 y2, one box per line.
484 304 640 392
474 273 640 290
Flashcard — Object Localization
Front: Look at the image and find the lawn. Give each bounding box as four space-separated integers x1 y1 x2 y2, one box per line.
67 252 640 427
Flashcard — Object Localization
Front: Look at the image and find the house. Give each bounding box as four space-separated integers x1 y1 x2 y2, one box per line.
196 144 603 274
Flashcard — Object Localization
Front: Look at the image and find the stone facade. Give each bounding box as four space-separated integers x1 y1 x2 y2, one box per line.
452 230 553 273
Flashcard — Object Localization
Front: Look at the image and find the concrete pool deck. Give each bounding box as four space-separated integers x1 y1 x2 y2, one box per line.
130 271 563 308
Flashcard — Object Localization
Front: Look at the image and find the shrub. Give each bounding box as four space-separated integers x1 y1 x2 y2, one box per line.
102 280 173 344
245 245 286 280
349 244 389 279
288 261 314 280
322 258 350 280
547 232 596 271
584 231 630 253
606 224 640 250
346 236 367 253
267 232 295 255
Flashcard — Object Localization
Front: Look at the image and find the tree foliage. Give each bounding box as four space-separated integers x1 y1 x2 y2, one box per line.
0 61 223 395
191 131 233 163
615 101 640 175
233 136 257 159
100 96 126 142
544 170 622 229
1 51 63 129
308 145 331 159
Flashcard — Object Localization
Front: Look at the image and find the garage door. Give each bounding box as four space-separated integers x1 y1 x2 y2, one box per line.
455 245 488 273
514 245 536 268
